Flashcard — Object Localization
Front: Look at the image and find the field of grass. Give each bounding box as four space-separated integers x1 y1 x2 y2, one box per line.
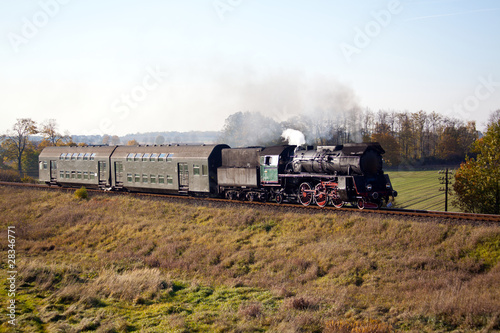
1 186 500 332
387 170 461 212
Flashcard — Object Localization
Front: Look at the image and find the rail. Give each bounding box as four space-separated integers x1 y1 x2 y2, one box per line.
1 181 499 223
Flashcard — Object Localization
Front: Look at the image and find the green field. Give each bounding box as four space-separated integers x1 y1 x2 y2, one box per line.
386 169 460 212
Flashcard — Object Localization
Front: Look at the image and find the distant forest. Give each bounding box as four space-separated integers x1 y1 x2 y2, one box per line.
0 109 489 178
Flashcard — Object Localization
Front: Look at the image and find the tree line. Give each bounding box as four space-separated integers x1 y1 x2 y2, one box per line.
0 119 140 178
2 111 499 214
219 109 479 167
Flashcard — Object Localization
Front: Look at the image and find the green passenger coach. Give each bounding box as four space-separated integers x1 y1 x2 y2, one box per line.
39 144 228 195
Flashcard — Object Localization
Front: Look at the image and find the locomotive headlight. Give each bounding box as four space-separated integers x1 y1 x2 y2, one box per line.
386 183 391 189
366 184 372 191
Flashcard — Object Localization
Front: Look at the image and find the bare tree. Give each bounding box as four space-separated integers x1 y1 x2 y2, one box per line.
2 118 38 175
41 119 70 146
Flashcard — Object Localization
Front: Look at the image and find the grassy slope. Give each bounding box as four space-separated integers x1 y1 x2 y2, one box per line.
0 187 499 332
387 170 460 212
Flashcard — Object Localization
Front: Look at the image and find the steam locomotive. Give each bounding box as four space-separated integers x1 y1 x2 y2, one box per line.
39 142 396 209
218 142 397 209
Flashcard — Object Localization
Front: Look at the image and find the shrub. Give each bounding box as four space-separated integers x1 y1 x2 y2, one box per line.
22 175 38 184
0 169 21 182
324 318 393 333
74 187 88 200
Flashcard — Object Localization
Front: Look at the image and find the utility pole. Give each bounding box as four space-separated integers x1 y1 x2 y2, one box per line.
439 168 453 212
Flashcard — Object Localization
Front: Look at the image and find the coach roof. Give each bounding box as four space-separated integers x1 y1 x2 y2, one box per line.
113 144 229 158
39 146 117 159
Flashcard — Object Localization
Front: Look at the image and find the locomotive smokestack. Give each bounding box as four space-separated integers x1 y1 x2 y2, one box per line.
281 129 306 146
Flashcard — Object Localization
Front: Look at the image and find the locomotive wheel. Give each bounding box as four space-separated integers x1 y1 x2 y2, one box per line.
275 192 284 204
332 198 344 208
298 182 313 206
357 198 365 210
314 183 328 207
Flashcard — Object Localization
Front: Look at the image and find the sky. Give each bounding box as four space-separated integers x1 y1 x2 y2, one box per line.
1 0 499 136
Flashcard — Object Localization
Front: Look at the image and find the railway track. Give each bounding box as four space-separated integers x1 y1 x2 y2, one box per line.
1 181 499 224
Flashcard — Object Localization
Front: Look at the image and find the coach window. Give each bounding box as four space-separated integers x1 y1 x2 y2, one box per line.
134 174 140 182
158 153 166 162
150 175 156 184
77 171 82 179
71 153 77 160
134 153 142 161
150 153 158 161
166 175 173 185
166 153 173 162
127 174 133 182
77 153 84 160
60 153 65 160
143 153 151 162
202 165 208 176
84 153 91 161
71 171 76 178
158 175 165 184
142 174 148 183
90 173 95 180
43 161 48 169
90 153 96 161
193 165 200 176
83 172 89 180
127 153 134 162
66 171 70 179
60 171 64 178
65 153 70 160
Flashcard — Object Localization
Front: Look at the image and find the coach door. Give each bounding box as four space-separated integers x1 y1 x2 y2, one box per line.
114 162 124 187
98 161 107 186
50 161 57 181
178 162 189 193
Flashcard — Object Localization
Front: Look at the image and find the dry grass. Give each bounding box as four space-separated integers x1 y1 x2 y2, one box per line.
1 186 500 332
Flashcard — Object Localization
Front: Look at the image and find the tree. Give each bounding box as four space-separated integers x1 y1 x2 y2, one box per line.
40 119 70 146
111 135 121 145
127 139 139 146
219 111 282 147
371 133 401 166
102 134 110 145
2 118 38 175
155 135 165 145
453 112 500 214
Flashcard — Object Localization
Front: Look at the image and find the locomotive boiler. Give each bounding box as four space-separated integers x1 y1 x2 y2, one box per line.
292 143 384 176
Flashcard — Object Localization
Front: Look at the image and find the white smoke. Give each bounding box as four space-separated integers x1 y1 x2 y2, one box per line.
281 129 306 146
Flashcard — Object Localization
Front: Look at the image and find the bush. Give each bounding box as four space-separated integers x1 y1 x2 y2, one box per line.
74 187 88 200
0 169 21 182
22 176 38 184
324 319 393 333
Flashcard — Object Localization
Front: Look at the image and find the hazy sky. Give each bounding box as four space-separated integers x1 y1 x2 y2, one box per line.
1 0 499 136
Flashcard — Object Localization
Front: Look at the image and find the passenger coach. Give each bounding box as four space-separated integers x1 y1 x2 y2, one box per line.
110 144 228 194
39 144 228 195
39 146 116 189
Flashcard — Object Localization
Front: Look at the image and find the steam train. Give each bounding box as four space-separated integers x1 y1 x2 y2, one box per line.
39 142 397 209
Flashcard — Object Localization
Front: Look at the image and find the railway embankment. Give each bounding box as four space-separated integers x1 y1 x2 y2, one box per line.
1 186 499 332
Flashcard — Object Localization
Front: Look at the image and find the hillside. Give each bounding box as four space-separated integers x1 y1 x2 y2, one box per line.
0 187 499 332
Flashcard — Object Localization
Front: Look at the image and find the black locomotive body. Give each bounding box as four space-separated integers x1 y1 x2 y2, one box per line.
217 142 397 209
39 142 396 209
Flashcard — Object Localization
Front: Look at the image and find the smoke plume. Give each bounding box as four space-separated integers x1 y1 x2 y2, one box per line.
281 129 306 146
